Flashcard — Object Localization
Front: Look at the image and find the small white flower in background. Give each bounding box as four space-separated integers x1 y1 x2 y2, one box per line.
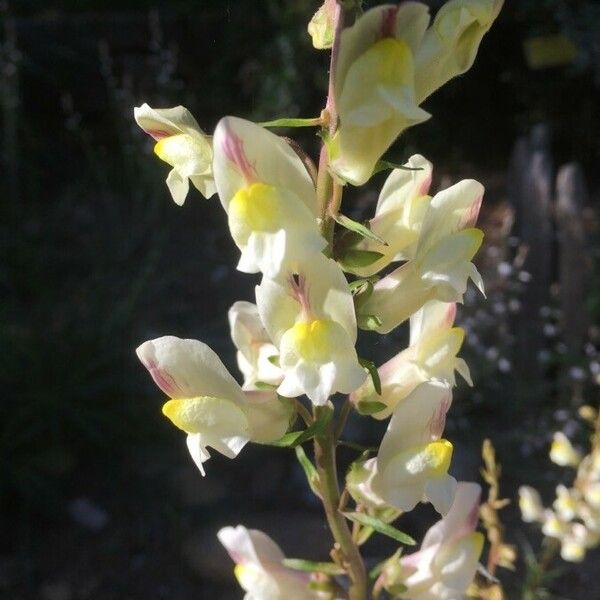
256 255 365 406
134 103 215 204
518 485 544 523
136 336 293 474
549 432 581 468
541 510 569 539
212 116 325 277
351 154 433 277
228 301 283 391
348 381 456 514
218 525 319 600
360 178 485 333
380 482 484 599
553 484 579 522
559 522 599 563
351 301 471 419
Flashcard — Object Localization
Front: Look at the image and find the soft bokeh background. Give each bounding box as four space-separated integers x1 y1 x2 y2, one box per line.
1 0 599 598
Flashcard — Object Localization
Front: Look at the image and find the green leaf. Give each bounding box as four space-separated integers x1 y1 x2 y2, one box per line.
283 558 345 576
295 445 321 497
337 440 377 453
343 512 416 545
270 406 333 448
339 249 385 269
259 117 322 128
332 213 388 246
356 400 386 415
358 357 382 395
372 159 424 176
357 314 382 331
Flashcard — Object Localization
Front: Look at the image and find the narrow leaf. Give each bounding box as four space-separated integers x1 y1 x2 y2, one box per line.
358 357 382 395
283 558 345 576
372 159 424 176
333 212 388 246
259 117 322 128
295 445 321 497
270 406 333 447
343 512 416 545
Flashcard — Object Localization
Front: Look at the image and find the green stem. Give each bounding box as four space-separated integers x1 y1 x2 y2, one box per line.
313 407 367 599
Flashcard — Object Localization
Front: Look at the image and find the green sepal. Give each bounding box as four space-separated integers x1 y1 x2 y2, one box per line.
343 512 416 545
267 354 280 367
332 212 388 246
358 357 382 395
259 117 322 128
356 400 386 415
294 445 321 498
338 249 385 271
270 405 333 448
283 558 345 576
357 313 382 331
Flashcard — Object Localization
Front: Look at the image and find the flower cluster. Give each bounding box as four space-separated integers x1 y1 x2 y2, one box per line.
133 1 502 598
519 406 600 563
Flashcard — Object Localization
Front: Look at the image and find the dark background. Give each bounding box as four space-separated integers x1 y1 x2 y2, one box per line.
1 1 599 598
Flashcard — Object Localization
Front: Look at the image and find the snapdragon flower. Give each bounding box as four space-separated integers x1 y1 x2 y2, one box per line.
348 381 456 514
518 486 544 523
137 336 293 474
330 1 502 185
213 116 325 277
228 301 283 391
351 154 432 278
351 301 471 419
218 525 319 600
381 482 484 599
134 103 215 204
256 255 365 406
359 178 485 333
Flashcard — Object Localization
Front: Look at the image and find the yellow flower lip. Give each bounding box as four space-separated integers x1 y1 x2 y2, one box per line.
229 182 282 232
403 439 454 477
154 133 202 168
291 319 337 363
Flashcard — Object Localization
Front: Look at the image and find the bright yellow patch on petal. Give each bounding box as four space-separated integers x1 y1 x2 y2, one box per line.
162 396 248 435
405 439 453 477
154 133 205 168
229 182 281 232
291 319 337 362
367 38 412 87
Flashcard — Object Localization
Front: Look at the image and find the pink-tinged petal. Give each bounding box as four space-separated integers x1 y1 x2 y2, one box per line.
136 336 245 404
421 482 482 549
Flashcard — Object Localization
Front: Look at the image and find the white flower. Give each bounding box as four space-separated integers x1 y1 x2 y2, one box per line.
349 381 456 514
136 336 293 474
228 301 283 390
212 116 325 277
518 486 544 523
351 154 433 277
359 178 485 333
218 525 319 600
351 301 471 419
550 432 581 467
134 103 215 204
330 3 431 185
256 255 365 406
394 482 484 599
